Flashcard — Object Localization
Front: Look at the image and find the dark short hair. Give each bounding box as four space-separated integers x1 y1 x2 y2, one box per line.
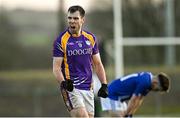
68 5 85 17
158 72 170 92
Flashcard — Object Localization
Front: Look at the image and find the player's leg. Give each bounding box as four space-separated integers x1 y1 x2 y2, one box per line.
108 109 125 117
100 97 127 117
112 101 127 117
80 89 94 118
109 100 127 117
70 107 89 117
60 87 89 117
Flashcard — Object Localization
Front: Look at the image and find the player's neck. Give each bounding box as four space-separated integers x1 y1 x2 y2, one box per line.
69 28 82 37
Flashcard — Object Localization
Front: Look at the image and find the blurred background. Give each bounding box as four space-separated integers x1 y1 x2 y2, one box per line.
0 0 180 117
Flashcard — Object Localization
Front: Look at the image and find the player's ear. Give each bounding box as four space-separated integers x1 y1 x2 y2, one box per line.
82 17 85 24
151 78 158 91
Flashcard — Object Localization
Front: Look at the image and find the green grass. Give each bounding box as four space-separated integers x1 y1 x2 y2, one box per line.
136 106 180 117
0 69 54 80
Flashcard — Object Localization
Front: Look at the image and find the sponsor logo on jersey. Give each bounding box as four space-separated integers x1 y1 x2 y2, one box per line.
67 48 92 56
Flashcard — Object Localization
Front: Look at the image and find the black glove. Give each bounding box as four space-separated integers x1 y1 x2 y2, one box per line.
60 79 74 92
124 114 133 118
98 83 108 98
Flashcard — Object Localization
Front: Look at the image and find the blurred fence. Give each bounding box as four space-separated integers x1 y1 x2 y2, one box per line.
0 86 69 117
0 70 70 117
0 87 59 116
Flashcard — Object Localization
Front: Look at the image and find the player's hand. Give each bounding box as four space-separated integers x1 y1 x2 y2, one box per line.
60 79 74 92
98 83 108 98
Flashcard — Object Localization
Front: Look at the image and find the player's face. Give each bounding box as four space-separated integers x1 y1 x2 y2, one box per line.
152 79 162 91
152 85 161 91
67 11 84 35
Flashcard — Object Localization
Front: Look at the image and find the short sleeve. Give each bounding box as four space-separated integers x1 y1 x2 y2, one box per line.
53 37 64 57
92 35 99 55
133 84 149 96
133 72 152 96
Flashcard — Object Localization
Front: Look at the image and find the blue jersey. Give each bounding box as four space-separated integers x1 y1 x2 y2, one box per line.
53 29 99 90
108 72 153 101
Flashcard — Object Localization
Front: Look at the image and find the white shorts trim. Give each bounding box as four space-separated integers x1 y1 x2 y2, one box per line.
100 97 127 111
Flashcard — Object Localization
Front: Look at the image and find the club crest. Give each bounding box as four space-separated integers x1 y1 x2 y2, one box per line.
78 43 82 47
85 40 91 45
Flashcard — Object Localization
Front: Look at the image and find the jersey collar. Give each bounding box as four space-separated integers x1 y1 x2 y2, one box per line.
67 28 82 38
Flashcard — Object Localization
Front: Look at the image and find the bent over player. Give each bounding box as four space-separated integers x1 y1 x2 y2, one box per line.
53 5 108 117
100 72 170 117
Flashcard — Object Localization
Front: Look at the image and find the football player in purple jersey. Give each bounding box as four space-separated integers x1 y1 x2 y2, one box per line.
53 5 108 117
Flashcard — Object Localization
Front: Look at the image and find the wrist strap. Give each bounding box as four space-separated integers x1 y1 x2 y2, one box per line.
102 83 107 87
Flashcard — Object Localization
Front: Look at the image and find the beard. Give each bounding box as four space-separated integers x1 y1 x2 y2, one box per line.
69 26 81 35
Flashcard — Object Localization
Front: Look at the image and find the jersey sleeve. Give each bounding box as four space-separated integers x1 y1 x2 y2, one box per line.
133 84 149 96
53 36 64 57
92 34 99 55
133 72 152 96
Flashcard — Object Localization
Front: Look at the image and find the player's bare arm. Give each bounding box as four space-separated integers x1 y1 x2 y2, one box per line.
53 57 65 84
124 94 144 116
92 53 107 84
92 53 108 98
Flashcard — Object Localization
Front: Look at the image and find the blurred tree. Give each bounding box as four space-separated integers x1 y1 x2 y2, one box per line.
175 0 180 36
58 0 65 33
21 45 51 69
122 0 166 66
0 9 23 70
87 10 113 66
123 0 165 37
174 0 180 64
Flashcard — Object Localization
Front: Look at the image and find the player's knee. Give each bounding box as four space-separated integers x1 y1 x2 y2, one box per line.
88 113 94 118
70 107 89 117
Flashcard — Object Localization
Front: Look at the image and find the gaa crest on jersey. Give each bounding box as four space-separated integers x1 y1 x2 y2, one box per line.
85 40 91 45
78 43 82 47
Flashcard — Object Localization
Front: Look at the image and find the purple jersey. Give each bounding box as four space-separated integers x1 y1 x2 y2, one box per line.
53 29 99 90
